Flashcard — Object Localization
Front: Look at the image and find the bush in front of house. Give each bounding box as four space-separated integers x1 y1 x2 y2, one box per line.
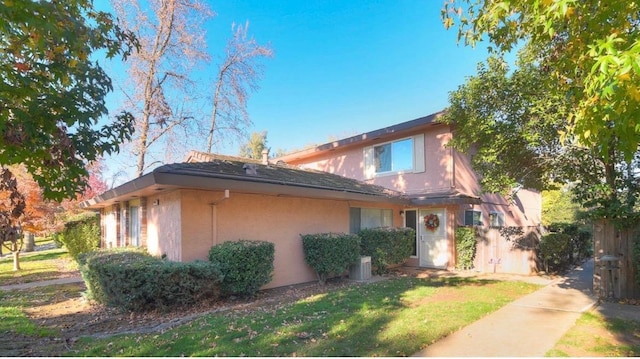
538 232 573 273
359 227 415 274
455 227 477 270
78 248 223 312
301 233 361 284
208 240 274 297
57 212 101 260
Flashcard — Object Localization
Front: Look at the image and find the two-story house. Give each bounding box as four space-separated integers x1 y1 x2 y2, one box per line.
82 111 542 289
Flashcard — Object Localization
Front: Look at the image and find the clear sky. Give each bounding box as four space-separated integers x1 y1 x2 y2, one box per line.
102 0 492 183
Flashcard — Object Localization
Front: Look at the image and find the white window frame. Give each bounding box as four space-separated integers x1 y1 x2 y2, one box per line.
364 134 425 179
464 210 483 226
489 211 505 227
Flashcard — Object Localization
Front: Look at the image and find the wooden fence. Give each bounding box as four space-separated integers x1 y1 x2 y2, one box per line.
472 226 540 275
593 220 640 299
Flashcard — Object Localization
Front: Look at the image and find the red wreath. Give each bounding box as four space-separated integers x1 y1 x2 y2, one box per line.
424 213 439 231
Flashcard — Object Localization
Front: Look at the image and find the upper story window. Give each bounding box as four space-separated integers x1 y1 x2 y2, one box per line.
364 134 425 179
374 138 414 173
489 211 505 227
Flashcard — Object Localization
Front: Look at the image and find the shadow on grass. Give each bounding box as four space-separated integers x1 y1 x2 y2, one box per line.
79 276 530 357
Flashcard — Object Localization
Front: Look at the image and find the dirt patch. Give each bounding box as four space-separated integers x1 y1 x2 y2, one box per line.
7 278 359 356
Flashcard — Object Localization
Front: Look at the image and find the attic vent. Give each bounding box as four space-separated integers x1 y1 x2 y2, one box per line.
243 163 258 175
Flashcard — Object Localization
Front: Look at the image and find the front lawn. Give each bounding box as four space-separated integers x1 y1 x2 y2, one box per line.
71 277 540 357
0 239 78 286
546 311 640 357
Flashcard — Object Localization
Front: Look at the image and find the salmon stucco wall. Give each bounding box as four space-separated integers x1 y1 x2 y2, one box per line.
146 190 182 260
179 189 369 289
293 126 454 195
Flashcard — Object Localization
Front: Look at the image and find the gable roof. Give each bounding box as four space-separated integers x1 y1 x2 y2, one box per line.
277 110 445 163
81 157 409 209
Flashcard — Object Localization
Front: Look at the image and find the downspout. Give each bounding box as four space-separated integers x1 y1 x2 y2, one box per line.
209 190 230 247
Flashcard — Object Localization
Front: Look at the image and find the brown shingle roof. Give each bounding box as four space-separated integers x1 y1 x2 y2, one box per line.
156 159 403 199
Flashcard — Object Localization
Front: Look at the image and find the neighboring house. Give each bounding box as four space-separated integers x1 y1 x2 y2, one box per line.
276 111 542 274
82 111 542 289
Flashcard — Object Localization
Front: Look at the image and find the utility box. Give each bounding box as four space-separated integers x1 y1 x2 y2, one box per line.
350 256 372 281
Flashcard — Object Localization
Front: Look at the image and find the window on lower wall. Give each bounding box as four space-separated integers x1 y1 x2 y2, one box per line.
350 207 393 233
129 205 141 246
464 210 482 226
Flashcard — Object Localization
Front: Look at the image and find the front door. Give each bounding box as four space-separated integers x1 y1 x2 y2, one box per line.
418 208 448 268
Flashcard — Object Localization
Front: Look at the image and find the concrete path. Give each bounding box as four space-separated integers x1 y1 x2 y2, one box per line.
413 259 597 357
0 276 84 291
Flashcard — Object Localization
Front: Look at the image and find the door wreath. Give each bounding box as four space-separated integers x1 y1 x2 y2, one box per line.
424 213 439 231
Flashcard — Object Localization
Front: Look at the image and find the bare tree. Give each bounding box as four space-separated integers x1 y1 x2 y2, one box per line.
112 0 213 176
206 21 273 152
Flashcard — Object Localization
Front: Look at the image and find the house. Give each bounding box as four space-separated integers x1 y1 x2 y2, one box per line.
82 111 542 289
81 154 408 288
275 111 542 274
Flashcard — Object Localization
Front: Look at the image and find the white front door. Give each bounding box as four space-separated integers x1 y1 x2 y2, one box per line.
419 208 448 268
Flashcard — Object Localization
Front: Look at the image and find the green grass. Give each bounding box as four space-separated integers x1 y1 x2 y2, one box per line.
546 311 640 357
70 277 540 357
0 283 83 338
0 239 77 286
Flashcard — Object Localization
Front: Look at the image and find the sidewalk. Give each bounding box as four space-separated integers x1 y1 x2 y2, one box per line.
413 259 597 357
0 276 83 291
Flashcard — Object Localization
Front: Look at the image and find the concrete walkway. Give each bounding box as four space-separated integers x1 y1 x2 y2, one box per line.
0 276 83 291
413 259 598 357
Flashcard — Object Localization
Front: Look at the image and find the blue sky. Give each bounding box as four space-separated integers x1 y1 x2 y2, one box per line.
102 0 492 183
204 0 489 153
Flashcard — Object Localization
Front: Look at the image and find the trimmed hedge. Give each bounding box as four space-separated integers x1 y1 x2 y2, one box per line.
208 240 274 297
359 227 415 274
455 227 477 270
58 213 101 260
301 233 360 284
78 249 223 312
539 223 592 273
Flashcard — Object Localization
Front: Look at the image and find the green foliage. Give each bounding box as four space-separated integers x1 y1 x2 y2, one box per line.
442 0 640 225
78 249 222 312
301 233 360 284
455 227 476 270
238 131 269 160
442 0 640 162
359 227 415 274
208 240 274 297
57 213 100 261
539 224 592 273
542 187 582 226
0 1 137 200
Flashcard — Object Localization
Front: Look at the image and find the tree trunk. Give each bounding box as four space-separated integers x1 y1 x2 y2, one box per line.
24 232 34 252
11 241 20 271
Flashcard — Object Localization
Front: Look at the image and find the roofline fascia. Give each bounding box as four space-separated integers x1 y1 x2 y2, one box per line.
277 111 446 162
153 172 410 205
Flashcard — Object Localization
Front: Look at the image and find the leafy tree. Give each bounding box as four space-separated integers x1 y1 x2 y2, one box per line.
0 0 137 201
442 0 640 162
238 131 269 160
0 168 25 270
206 21 273 152
442 2 640 221
541 186 581 227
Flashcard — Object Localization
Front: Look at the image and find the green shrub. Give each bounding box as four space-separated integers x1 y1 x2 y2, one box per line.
455 227 477 270
78 248 223 312
58 212 101 260
301 233 360 284
359 227 415 274
538 233 572 273
208 240 274 297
